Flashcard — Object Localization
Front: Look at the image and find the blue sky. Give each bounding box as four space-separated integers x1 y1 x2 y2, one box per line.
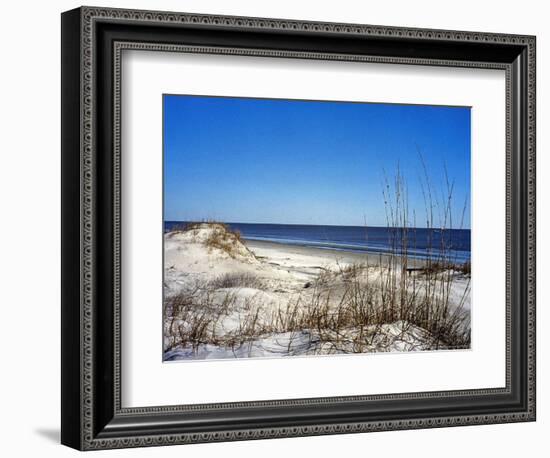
164 95 471 229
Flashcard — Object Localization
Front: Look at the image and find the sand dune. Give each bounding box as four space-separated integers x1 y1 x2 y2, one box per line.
163 223 471 361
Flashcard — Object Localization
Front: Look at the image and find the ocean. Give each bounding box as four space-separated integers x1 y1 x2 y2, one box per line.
165 221 471 262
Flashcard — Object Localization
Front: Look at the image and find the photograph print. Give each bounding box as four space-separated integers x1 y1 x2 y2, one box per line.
162 95 471 362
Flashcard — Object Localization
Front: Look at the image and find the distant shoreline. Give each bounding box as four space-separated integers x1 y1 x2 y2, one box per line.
245 239 427 268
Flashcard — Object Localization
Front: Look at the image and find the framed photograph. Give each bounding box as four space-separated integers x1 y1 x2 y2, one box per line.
61 6 536 450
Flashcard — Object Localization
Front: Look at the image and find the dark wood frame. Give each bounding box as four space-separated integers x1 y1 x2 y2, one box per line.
61 6 536 450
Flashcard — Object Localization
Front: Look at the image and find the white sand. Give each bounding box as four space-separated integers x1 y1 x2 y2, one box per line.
163 224 471 361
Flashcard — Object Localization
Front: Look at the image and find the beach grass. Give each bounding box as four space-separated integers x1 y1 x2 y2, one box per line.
207 272 264 290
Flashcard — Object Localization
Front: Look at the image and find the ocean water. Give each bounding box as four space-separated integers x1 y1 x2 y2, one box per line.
165 221 471 262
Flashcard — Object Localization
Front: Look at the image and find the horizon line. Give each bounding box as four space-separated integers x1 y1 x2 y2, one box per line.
164 219 471 231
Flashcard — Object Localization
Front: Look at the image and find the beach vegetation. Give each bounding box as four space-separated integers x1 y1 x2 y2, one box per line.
207 272 264 290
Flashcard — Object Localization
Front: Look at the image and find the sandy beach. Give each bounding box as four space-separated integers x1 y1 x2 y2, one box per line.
248 239 427 269
163 223 471 361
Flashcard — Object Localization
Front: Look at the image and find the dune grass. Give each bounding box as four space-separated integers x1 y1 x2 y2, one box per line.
164 260 470 355
204 225 244 258
207 272 264 290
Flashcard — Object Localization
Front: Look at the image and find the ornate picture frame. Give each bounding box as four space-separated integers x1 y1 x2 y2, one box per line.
61 6 536 450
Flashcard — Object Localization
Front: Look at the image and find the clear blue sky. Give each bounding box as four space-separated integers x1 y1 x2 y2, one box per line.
164 95 471 229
